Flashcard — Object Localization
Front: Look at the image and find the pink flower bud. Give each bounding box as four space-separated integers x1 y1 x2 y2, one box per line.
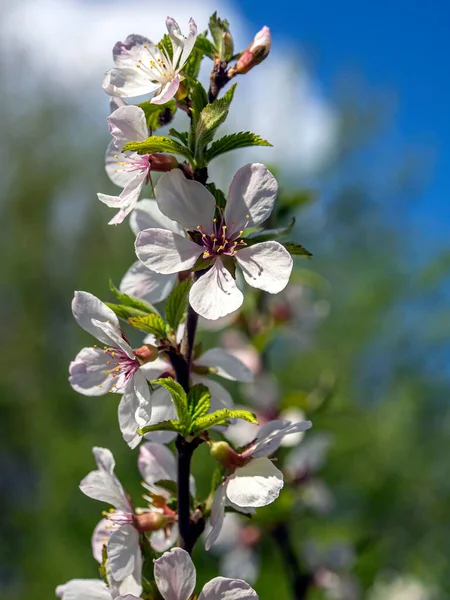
134 511 170 533
234 26 271 75
149 154 179 172
134 344 159 364
210 441 245 469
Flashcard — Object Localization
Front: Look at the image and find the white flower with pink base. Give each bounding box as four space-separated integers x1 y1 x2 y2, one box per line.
103 18 197 105
135 164 293 320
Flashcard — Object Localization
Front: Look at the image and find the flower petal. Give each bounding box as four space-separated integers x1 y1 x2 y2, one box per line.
138 442 177 487
236 241 293 293
56 579 111 600
198 577 258 600
178 18 198 68
205 485 227 551
118 389 141 449
108 524 140 581
226 457 284 507
135 229 200 274
79 449 130 514
90 319 134 359
92 518 112 563
103 67 159 98
112 34 153 68
225 163 278 231
193 376 234 410
196 348 253 382
244 420 313 458
130 199 183 236
150 524 179 553
136 387 177 445
98 170 147 226
151 76 181 105
155 169 216 231
190 261 243 320
72 291 120 346
93 447 116 473
108 105 148 148
154 547 196 600
105 141 137 188
132 369 151 411
120 260 176 305
69 347 115 396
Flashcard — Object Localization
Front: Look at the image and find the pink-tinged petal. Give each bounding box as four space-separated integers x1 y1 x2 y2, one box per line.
138 442 177 487
98 170 147 226
226 457 283 508
109 96 127 113
196 348 253 382
112 34 154 68
139 358 169 382
190 262 243 320
151 76 181 105
154 547 196 600
198 577 258 600
236 241 293 293
205 485 227 551
135 228 201 274
243 420 313 459
90 320 134 359
155 169 216 231
150 524 178 553
72 291 120 346
103 67 159 98
178 18 198 67
107 552 143 598
130 199 183 236
93 447 115 473
108 524 140 581
79 468 130 512
225 164 278 232
56 579 111 600
165 17 184 65
92 518 112 563
69 347 115 396
193 376 234 410
120 260 176 305
118 390 141 449
105 141 137 188
108 105 148 148
136 387 177 445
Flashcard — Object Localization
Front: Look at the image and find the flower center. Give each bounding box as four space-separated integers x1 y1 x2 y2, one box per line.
113 153 150 175
134 43 176 83
196 214 248 259
103 507 134 526
102 347 140 391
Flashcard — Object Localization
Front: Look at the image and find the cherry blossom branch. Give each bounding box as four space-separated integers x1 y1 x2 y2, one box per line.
272 523 314 600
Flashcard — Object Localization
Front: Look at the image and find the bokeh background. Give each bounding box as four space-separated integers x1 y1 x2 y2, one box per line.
1 0 449 598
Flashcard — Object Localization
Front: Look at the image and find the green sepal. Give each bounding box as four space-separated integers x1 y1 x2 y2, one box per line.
137 100 177 131
283 242 313 258
190 408 258 436
194 84 236 161
128 313 167 339
152 378 189 425
138 419 183 435
245 217 296 245
188 383 211 421
109 279 160 315
191 254 215 272
205 131 272 163
194 33 217 59
99 544 108 584
206 182 227 209
122 136 194 161
165 278 192 331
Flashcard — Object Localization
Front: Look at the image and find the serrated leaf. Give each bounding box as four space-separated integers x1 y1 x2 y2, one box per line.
209 12 232 60
152 378 189 425
128 313 167 338
138 419 183 435
194 84 236 160
190 408 258 435
105 303 148 320
137 100 177 131
109 280 160 315
205 131 272 163
194 33 217 59
283 242 313 258
188 383 211 421
245 217 296 244
168 128 189 146
122 136 193 161
206 182 226 209
165 278 192 331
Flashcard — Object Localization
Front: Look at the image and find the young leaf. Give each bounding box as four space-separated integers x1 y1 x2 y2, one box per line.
165 278 192 331
122 136 194 161
208 12 232 61
245 217 296 245
194 33 217 59
205 182 226 209
189 80 209 151
168 128 189 146
182 46 203 79
138 419 183 435
152 378 189 425
188 383 211 421
190 408 258 435
194 84 236 159
137 100 177 131
106 303 149 320
128 314 167 338
109 280 159 315
283 242 313 258
205 131 272 163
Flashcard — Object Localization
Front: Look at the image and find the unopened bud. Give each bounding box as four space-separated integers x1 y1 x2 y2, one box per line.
210 441 244 469
233 26 271 75
222 31 234 62
134 344 159 364
135 511 169 533
149 154 179 172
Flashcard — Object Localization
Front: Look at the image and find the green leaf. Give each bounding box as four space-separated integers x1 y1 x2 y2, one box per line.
137 100 177 131
208 12 232 60
188 79 209 152
168 128 189 146
205 131 272 163
194 33 217 59
159 33 173 61
281 189 317 210
245 218 296 244
152 378 189 425
188 383 211 421
283 242 313 258
109 280 159 315
182 46 203 79
122 136 194 161
194 84 236 160
165 278 192 331
128 313 167 338
191 408 258 435
206 182 227 209
138 419 183 435
105 303 148 320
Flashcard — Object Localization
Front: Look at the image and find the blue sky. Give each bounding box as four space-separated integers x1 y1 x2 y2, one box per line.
240 0 450 254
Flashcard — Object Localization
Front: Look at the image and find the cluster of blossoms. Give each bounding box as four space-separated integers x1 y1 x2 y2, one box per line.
59 12 341 600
